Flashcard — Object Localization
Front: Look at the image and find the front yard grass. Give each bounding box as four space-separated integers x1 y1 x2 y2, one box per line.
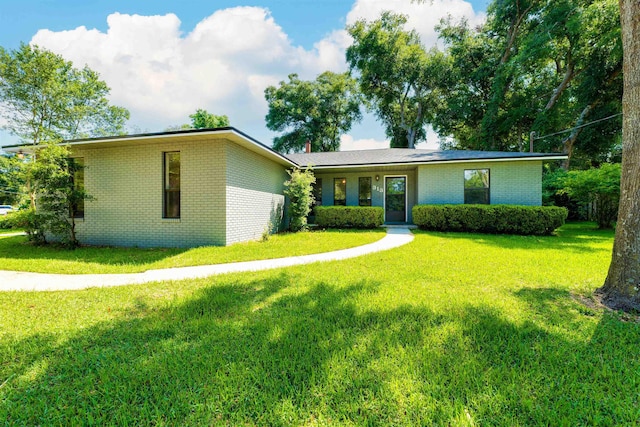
0 228 385 274
0 228 23 234
1 223 638 425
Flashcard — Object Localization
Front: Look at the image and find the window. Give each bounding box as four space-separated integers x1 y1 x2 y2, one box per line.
359 177 372 206
334 178 346 206
70 157 84 218
312 178 323 207
164 152 180 218
464 169 490 204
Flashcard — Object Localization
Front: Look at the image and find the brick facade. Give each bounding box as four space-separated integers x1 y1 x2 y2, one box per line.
315 169 417 223
314 160 542 224
416 160 542 206
71 136 287 247
48 129 546 246
225 142 287 244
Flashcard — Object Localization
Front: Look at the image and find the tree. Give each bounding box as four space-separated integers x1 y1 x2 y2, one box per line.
283 168 315 231
558 163 620 228
25 142 90 247
0 153 23 205
347 12 447 148
0 43 129 144
189 109 229 129
431 0 622 166
597 0 640 312
0 43 129 209
265 72 362 153
166 109 230 131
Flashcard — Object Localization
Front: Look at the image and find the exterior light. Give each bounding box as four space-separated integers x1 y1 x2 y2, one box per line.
17 150 25 160
375 175 379 181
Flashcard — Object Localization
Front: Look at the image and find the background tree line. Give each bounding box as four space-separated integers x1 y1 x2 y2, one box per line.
266 0 622 170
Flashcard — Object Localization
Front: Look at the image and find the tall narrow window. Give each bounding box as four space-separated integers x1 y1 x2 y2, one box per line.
164 152 180 218
312 178 323 207
464 169 490 204
359 177 372 206
71 157 84 218
334 178 346 206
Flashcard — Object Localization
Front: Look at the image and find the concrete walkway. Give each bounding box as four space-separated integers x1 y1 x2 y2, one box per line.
0 227 414 292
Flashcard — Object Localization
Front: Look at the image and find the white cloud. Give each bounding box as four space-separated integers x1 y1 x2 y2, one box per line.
30 7 349 139
346 0 485 48
340 135 388 151
341 125 441 151
26 1 483 149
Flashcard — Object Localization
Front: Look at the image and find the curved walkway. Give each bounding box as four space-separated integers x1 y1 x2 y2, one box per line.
0 227 414 292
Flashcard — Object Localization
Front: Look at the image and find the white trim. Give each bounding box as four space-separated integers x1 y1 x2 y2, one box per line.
383 175 408 223
306 156 567 170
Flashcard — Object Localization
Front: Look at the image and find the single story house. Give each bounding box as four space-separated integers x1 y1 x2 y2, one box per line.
5 127 566 247
287 148 566 224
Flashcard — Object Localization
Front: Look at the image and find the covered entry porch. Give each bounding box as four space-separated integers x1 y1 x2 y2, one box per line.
312 166 417 224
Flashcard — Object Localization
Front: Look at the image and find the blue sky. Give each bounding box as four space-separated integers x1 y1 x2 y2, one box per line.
0 0 489 150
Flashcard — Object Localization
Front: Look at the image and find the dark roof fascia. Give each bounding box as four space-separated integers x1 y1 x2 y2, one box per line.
62 126 248 145
293 154 567 169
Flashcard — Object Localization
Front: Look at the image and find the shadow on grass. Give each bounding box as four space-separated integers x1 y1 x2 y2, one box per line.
2 274 638 425
0 235 188 267
413 222 614 254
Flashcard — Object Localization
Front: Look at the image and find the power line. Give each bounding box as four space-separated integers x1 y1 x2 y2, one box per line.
0 189 23 195
533 113 622 141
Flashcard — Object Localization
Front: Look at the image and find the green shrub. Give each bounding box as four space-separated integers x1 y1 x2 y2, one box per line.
412 204 568 235
6 208 46 243
284 168 315 232
315 206 384 229
559 163 620 229
0 213 13 230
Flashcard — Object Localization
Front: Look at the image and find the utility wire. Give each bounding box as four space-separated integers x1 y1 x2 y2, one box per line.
0 189 24 195
534 113 622 141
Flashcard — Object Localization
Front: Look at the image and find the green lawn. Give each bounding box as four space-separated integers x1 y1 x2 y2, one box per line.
0 228 385 274
0 228 23 234
1 223 638 425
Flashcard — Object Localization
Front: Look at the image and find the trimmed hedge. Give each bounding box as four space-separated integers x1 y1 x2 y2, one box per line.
315 206 384 229
412 204 568 235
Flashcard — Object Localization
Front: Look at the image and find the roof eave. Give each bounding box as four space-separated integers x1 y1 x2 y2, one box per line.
3 128 297 168
296 155 568 169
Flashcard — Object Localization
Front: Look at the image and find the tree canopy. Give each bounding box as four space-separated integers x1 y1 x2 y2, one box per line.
0 154 22 205
347 12 447 148
265 71 362 153
0 43 129 145
166 109 230 131
430 0 622 167
189 109 229 129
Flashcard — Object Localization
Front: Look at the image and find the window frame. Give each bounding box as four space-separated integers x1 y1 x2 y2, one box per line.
358 176 372 206
163 151 181 219
333 177 347 206
312 178 323 207
70 157 85 219
463 168 490 205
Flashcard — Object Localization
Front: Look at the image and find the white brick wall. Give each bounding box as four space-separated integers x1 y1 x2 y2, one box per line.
225 142 287 244
416 160 542 206
72 138 228 247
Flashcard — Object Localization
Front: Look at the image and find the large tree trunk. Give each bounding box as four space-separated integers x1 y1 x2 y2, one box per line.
596 0 640 312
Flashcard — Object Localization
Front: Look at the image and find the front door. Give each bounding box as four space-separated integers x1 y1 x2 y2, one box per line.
385 176 406 223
